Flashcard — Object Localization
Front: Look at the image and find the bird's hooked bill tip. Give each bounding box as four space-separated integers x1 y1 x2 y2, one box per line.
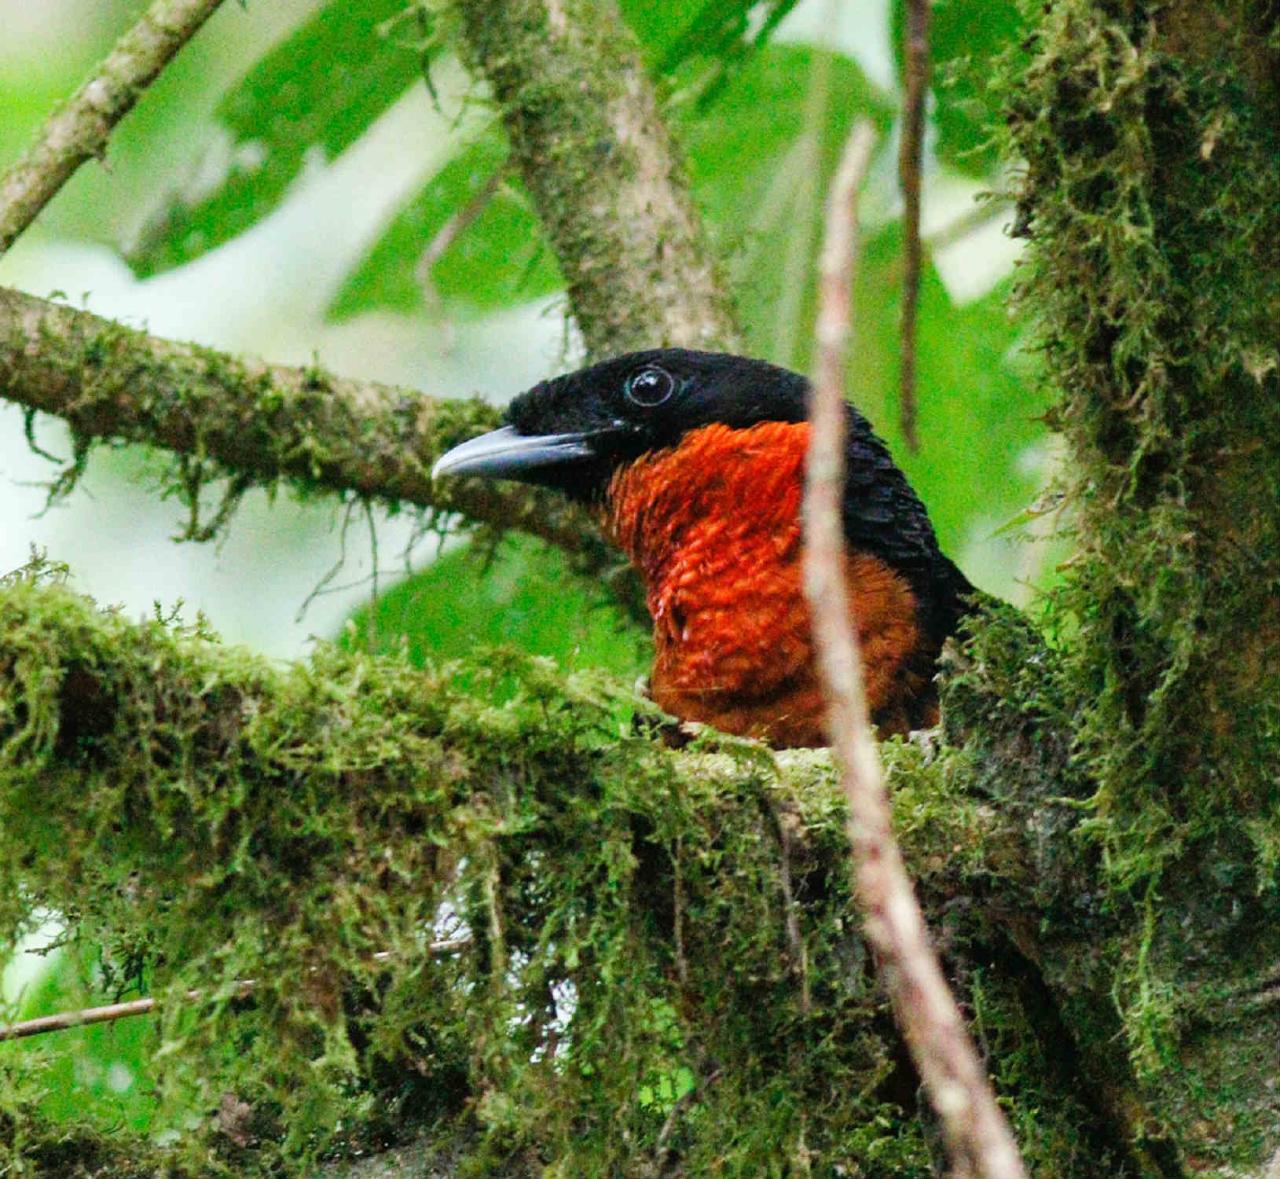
432 425 597 480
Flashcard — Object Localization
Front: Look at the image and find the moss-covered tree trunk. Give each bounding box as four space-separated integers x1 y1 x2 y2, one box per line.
996 0 1280 1169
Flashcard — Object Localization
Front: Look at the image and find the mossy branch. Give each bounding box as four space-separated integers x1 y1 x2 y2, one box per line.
454 0 741 357
0 0 229 255
0 285 611 563
0 568 1159 1177
1005 5 1280 1162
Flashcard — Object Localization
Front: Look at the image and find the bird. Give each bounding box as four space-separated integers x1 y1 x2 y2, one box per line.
432 349 974 748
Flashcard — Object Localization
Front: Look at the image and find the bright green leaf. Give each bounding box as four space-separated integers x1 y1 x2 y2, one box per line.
680 45 893 371
126 0 428 277
847 224 1046 582
327 126 562 320
342 535 650 678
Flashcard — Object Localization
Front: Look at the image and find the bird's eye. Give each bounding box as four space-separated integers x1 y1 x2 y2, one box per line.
625 366 677 408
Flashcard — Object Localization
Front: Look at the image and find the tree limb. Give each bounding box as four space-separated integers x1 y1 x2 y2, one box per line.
454 0 741 357
0 565 1180 1177
0 285 606 561
803 120 1026 1179
0 0 229 256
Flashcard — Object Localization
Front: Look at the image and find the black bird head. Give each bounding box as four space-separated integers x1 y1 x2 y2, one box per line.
433 349 821 502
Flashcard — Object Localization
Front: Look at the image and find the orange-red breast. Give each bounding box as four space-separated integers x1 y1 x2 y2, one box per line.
434 350 973 747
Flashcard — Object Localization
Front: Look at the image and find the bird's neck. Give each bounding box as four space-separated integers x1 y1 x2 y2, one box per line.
600 421 810 593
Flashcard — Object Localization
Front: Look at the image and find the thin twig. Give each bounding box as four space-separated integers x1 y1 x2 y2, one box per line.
415 163 507 287
0 0 227 255
0 939 471 1044
0 984 248 1044
898 0 930 451
924 198 1013 253
414 162 507 353
803 119 1027 1179
768 800 812 1015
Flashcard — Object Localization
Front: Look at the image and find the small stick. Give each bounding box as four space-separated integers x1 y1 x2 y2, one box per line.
0 939 471 1044
898 0 931 451
672 838 689 987
414 162 506 353
414 164 507 288
803 119 1027 1179
925 198 1012 253
0 0 229 256
769 801 812 1015
0 985 246 1044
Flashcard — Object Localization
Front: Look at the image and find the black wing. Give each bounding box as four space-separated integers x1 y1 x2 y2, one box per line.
840 408 975 644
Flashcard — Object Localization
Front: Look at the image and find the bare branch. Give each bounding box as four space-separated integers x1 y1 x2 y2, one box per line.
803 120 1027 1179
0 986 240 1043
898 0 930 451
0 285 604 561
0 0 228 256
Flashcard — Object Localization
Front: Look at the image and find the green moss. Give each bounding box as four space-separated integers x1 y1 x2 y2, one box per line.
1005 0 1280 881
2 287 607 570
996 0 1280 1166
0 569 1141 1177
0 570 887 1174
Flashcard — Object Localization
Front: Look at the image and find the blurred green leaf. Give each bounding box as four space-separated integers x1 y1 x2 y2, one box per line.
0 0 139 165
621 0 803 86
342 535 650 678
8 948 158 1133
125 0 427 277
847 225 1045 571
328 126 562 320
892 0 1024 177
330 44 891 326
681 45 892 370
329 28 857 324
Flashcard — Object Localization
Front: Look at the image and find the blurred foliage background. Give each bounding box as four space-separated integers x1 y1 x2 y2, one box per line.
0 0 1052 1139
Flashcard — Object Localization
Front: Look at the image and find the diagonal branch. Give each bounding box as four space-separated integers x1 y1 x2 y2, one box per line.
803 120 1027 1179
454 0 740 357
0 0 229 256
0 285 603 561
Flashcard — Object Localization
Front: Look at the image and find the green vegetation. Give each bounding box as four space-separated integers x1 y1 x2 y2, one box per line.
0 563 1157 1176
2 0 1278 1173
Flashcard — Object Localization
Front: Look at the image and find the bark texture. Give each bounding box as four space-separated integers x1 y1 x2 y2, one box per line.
1002 0 1280 1169
454 0 741 356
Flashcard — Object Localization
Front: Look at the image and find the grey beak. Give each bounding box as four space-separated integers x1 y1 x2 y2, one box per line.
431 425 597 480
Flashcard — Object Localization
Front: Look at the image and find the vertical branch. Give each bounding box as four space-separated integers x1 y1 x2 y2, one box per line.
898 0 930 451
0 0 228 256
803 119 1027 1179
